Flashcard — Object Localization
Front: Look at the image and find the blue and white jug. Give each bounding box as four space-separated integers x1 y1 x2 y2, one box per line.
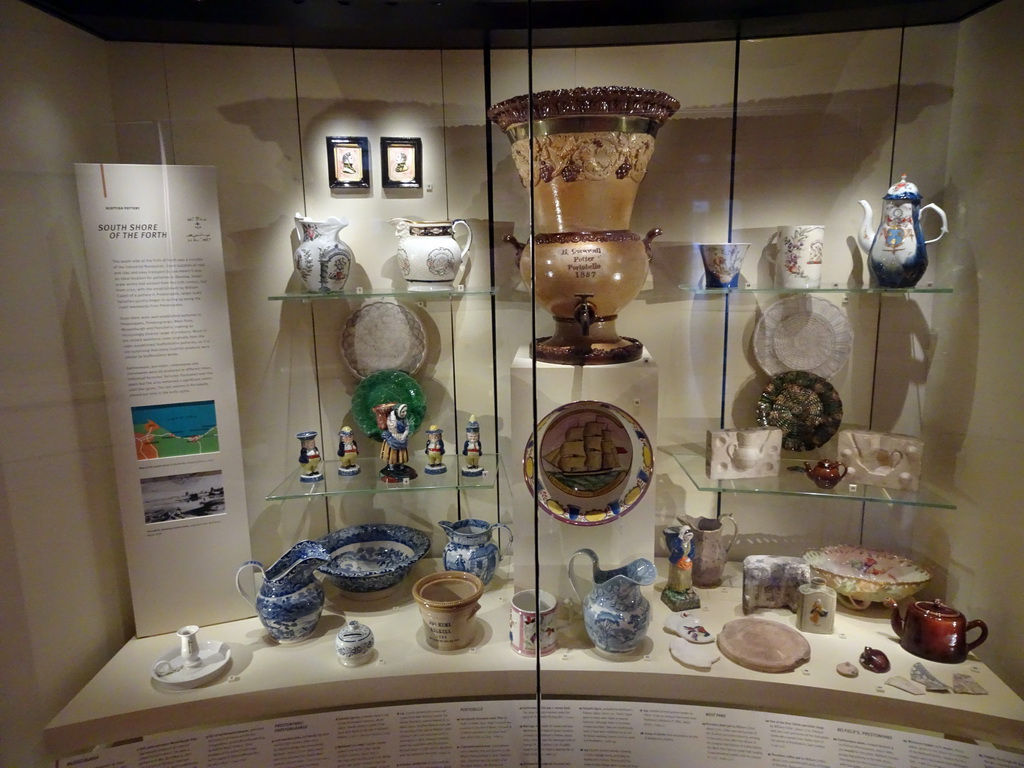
236 540 331 643
568 548 656 654
439 518 512 585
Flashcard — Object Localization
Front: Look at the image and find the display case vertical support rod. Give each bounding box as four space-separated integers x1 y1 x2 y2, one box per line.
482 44 503 530
861 26 907 544
521 5 545 763
715 29 744 521
292 44 329 529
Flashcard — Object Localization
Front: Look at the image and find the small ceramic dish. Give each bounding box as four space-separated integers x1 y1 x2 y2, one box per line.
317 524 430 598
803 544 931 609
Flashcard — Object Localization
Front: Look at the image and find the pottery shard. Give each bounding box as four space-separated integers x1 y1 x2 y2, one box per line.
664 612 715 644
742 555 810 614
886 676 928 696
836 661 859 678
669 637 720 670
952 673 988 695
910 662 952 692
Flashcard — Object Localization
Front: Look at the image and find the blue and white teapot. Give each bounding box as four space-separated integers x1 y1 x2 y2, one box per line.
857 174 948 288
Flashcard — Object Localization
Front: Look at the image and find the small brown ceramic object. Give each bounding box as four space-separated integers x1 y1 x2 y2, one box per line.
887 598 988 664
803 459 849 489
859 646 891 673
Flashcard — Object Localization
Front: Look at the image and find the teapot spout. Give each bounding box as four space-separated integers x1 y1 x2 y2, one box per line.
885 598 905 637
856 199 874 254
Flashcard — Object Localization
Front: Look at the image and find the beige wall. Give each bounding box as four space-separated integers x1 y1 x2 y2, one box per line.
1 0 1022 765
0 2 131 767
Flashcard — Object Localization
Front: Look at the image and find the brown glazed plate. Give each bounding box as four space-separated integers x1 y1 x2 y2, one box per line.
756 370 843 451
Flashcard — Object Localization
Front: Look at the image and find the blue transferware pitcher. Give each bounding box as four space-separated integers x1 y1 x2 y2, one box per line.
568 548 656 654
236 540 331 643
439 518 512 585
857 174 948 288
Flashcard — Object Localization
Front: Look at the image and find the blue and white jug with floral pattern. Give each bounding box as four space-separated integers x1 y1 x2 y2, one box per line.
236 540 331 643
568 548 656 655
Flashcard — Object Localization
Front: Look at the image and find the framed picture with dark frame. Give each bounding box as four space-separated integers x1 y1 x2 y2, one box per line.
380 137 422 188
327 136 370 189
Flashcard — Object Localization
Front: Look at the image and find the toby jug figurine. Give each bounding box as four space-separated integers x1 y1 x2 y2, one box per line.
236 540 331 643
857 174 948 288
568 548 656 655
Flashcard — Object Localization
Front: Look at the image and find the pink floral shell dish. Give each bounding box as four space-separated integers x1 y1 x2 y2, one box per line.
803 545 931 610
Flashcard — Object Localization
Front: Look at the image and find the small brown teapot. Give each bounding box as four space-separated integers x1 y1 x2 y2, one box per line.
803 459 848 489
886 598 988 664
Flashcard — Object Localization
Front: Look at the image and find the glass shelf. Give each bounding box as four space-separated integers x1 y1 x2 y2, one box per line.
266 454 499 500
666 449 957 509
684 283 953 295
268 286 495 302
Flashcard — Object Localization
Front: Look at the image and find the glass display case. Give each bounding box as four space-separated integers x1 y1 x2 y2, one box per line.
4 0 1024 765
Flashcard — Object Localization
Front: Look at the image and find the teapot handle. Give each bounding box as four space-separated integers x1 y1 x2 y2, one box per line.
966 619 989 652
235 560 265 609
920 203 949 245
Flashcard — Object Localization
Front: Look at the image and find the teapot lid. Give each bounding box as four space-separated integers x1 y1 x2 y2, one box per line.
884 174 923 201
914 599 960 618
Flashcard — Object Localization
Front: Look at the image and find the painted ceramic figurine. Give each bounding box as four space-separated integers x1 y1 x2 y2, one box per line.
662 525 700 610
337 425 360 477
461 415 483 476
296 430 323 482
373 402 417 483
424 425 446 474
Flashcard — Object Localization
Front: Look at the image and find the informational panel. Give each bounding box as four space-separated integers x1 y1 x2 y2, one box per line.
75 163 252 636
55 699 1024 768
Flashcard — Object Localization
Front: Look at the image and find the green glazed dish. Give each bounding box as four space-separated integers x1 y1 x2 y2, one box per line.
351 369 426 442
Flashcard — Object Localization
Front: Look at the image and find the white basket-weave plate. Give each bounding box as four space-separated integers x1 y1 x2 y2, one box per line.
753 295 853 379
340 299 426 379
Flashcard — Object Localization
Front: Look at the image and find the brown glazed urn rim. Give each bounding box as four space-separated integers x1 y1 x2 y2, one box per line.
487 85 680 131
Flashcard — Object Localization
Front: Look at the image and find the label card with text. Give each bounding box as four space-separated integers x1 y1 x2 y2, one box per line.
75 163 252 636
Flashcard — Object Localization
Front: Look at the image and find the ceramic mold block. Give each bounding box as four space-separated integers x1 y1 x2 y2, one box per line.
705 428 782 480
837 429 923 492
742 555 810 614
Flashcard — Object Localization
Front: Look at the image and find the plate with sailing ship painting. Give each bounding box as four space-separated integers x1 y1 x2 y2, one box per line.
523 400 654 526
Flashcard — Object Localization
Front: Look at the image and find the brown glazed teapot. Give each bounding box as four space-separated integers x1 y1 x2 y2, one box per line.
803 459 848 489
886 598 988 663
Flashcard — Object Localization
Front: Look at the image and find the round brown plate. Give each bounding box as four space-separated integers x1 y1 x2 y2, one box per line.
717 617 811 673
